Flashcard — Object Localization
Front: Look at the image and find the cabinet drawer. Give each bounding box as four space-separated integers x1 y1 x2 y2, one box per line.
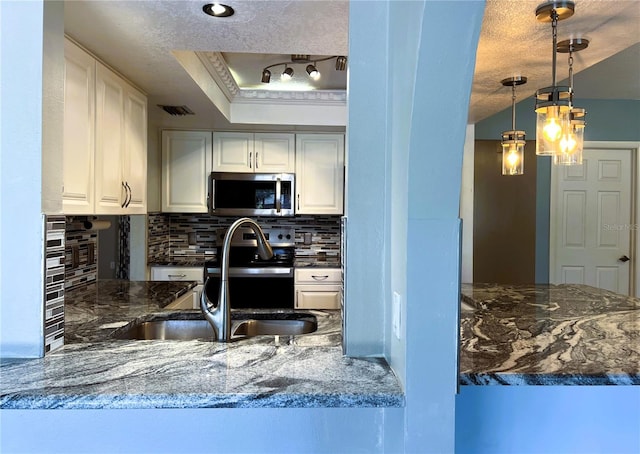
150 266 203 283
295 268 341 284
295 286 342 309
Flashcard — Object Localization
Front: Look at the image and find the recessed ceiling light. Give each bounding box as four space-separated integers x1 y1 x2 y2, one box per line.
202 3 234 17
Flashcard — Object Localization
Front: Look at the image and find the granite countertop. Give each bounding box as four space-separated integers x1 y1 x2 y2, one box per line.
1 280 402 409
294 256 341 268
460 283 640 385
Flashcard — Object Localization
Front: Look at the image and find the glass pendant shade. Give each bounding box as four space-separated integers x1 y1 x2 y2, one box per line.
554 107 585 165
501 131 526 175
535 85 572 156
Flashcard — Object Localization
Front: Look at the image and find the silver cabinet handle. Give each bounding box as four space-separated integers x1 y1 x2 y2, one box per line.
255 152 259 168
168 274 187 279
121 182 128 208
249 151 252 169
125 182 132 207
311 275 329 281
297 194 300 211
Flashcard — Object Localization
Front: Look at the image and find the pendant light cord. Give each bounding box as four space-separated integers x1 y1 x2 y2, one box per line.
551 9 559 87
511 84 517 131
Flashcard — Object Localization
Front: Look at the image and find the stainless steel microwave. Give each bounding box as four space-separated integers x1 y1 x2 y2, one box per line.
208 172 295 217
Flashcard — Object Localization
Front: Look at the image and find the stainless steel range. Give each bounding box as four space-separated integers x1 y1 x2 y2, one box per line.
204 227 295 309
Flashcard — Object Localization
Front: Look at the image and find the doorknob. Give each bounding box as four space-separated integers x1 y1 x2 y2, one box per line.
619 255 630 263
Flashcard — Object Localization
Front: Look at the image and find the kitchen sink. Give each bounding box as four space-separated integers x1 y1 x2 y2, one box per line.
113 312 317 341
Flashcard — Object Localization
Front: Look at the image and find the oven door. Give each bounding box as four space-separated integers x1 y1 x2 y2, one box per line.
204 267 294 309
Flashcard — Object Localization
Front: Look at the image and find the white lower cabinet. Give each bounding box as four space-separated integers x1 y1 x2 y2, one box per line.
150 266 203 309
294 268 342 309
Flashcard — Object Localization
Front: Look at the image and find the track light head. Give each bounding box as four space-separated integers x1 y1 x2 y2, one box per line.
281 66 294 81
261 69 271 83
306 64 320 80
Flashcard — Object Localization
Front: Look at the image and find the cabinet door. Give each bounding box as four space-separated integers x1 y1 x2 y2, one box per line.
254 133 295 173
212 132 253 172
295 134 345 214
122 84 147 214
95 62 126 214
295 286 342 309
63 39 95 214
162 130 212 212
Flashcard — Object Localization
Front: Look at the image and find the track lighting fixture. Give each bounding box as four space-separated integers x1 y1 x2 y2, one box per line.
501 76 527 176
261 55 347 84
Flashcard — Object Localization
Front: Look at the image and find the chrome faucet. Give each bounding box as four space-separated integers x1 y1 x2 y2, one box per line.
201 217 273 342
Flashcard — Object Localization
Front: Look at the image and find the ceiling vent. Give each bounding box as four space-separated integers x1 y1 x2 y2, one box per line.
157 105 195 116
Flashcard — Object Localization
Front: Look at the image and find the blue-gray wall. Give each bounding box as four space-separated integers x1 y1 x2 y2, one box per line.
476 98 640 282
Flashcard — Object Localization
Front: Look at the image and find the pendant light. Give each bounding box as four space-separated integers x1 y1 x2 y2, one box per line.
555 38 588 165
534 1 575 157
501 76 527 176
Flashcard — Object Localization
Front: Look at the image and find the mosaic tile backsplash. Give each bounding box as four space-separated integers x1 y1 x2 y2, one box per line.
65 221 98 291
147 214 341 264
44 216 66 354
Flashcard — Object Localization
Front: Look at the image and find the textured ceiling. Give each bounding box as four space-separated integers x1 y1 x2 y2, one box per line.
64 0 639 125
471 0 640 122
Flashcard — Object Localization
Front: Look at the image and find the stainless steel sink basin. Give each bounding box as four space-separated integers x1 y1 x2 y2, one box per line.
113 312 317 341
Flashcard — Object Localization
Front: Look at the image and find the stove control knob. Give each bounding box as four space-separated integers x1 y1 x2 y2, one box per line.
286 234 291 240
278 234 283 240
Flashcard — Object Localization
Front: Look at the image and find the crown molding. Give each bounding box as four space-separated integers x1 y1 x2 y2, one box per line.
235 89 346 105
196 51 346 106
197 51 240 102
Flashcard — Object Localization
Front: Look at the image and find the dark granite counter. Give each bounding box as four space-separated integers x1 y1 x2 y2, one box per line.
460 283 640 385
1 280 402 409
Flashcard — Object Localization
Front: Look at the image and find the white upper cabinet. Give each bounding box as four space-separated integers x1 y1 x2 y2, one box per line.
122 86 147 214
62 39 95 214
295 134 345 215
161 130 212 213
63 38 147 215
95 62 126 214
213 131 294 173
254 133 295 172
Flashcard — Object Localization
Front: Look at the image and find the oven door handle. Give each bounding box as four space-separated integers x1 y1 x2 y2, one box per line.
205 267 293 278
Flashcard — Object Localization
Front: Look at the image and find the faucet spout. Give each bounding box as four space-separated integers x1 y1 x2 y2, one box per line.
201 217 273 341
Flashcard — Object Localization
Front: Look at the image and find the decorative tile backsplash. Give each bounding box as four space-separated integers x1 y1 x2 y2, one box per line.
65 220 98 291
44 216 66 354
147 214 342 264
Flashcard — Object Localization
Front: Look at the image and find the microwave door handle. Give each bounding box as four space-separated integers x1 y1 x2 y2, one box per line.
207 174 214 212
276 178 281 213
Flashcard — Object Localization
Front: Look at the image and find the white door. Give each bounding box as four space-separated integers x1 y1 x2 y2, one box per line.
550 144 635 294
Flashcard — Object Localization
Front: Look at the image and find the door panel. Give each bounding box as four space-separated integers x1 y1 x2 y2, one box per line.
551 146 633 294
